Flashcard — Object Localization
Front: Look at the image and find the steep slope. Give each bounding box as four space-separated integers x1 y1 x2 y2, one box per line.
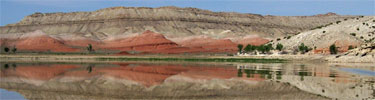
272 16 375 54
100 30 179 52
176 36 238 53
0 6 354 39
326 43 375 63
235 35 270 46
1 30 80 52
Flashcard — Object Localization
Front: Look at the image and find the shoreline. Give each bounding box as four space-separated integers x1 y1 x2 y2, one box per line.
0 54 373 63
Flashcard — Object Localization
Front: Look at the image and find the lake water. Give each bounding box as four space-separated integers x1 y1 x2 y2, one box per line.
0 62 374 100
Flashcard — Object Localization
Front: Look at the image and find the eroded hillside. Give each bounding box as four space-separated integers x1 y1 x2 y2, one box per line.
0 6 354 39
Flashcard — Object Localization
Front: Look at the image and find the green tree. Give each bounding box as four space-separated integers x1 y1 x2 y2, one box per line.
348 45 354 50
4 47 9 53
298 43 310 54
298 43 306 53
276 43 283 51
86 44 94 53
264 44 273 53
244 44 253 53
257 45 266 54
329 44 338 54
11 47 17 53
237 44 243 53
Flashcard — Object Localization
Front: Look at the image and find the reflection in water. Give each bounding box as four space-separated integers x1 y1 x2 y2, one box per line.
339 68 375 76
86 64 95 73
0 89 25 100
0 62 374 100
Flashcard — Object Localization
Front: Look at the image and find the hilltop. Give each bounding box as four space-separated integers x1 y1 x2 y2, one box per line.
1 6 354 39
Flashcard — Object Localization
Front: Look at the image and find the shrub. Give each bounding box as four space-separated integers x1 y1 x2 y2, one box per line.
348 45 354 50
344 19 347 21
336 21 341 24
322 31 326 33
360 36 364 39
357 28 360 31
276 43 283 51
86 44 94 53
4 47 9 53
287 36 291 39
237 44 243 53
276 38 281 41
11 47 17 53
265 44 273 52
298 43 310 54
350 33 356 36
329 44 338 54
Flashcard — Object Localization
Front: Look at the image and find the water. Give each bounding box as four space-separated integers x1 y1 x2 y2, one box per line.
0 62 374 100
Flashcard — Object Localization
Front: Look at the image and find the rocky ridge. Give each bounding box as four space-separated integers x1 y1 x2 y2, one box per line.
272 16 375 54
0 6 354 39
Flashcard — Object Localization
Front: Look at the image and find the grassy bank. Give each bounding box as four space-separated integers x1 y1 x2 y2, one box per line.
96 57 286 63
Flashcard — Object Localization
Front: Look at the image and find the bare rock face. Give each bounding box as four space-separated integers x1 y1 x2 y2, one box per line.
272 16 375 54
0 6 354 39
0 30 80 52
176 36 238 53
100 30 179 52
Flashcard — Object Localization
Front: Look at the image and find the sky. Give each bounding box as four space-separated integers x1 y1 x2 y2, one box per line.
0 0 374 26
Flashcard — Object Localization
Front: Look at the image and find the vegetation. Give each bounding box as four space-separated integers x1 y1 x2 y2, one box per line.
257 45 266 53
244 44 255 53
276 38 281 41
336 21 341 24
287 36 291 39
350 33 356 36
329 44 338 54
311 23 333 30
298 43 311 54
357 28 360 31
348 45 354 50
86 44 94 53
4 47 9 53
322 31 326 33
265 44 273 52
97 57 286 63
237 44 243 53
276 43 283 51
11 47 17 53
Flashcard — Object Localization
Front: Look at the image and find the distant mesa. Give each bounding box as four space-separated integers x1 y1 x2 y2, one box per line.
314 12 338 17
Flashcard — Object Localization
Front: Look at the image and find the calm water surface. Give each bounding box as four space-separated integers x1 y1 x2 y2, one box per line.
0 62 374 100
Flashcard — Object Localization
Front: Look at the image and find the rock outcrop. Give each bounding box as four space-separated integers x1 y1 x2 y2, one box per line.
100 30 179 52
326 43 375 63
272 16 375 54
0 30 80 52
0 6 354 39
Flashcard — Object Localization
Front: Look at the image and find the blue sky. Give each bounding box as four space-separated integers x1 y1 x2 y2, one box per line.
1 0 374 26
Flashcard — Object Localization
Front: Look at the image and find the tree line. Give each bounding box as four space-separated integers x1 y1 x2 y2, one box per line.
238 43 343 55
